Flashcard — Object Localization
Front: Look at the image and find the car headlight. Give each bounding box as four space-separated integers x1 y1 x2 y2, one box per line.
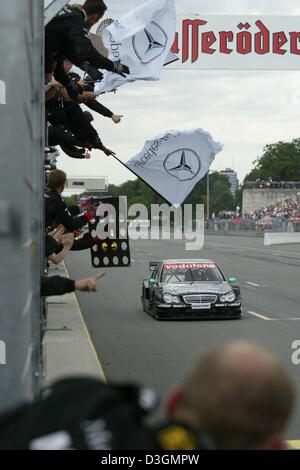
163 294 180 304
163 294 173 304
226 292 235 302
220 295 227 303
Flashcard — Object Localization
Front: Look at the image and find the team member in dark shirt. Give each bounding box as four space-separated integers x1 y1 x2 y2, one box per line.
41 273 104 297
45 169 95 231
43 232 105 297
45 1 130 99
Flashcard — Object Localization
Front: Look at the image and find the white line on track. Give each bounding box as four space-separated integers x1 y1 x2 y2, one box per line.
247 311 272 321
245 281 261 287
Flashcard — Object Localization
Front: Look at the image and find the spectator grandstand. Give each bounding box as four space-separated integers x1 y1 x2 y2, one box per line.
210 193 300 233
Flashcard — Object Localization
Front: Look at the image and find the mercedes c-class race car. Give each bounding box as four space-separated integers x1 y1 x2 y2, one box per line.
142 259 242 320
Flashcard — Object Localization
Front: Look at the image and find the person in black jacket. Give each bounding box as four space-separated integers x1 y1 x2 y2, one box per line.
41 272 104 297
47 97 116 157
45 169 95 231
45 0 130 99
43 231 105 297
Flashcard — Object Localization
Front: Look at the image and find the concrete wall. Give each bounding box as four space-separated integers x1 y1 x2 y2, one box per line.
243 189 300 213
0 0 44 413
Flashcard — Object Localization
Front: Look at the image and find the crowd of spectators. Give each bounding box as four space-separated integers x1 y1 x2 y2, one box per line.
211 193 300 232
244 180 300 190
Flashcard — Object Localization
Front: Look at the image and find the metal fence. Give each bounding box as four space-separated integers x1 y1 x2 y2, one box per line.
0 0 44 413
207 218 300 233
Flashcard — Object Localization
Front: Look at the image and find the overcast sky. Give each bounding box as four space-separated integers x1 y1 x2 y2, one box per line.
58 0 300 187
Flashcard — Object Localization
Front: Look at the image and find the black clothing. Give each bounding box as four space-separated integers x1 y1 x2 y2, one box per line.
48 125 84 148
64 101 102 147
0 378 206 450
45 5 114 80
45 189 87 231
60 143 86 160
85 99 113 118
47 101 102 148
46 99 71 129
41 276 75 297
52 233 95 254
71 233 96 251
0 379 158 450
48 125 87 159
45 235 59 258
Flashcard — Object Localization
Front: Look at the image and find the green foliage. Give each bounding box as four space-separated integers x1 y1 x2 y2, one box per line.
245 139 300 182
64 195 77 205
95 172 235 215
208 172 236 214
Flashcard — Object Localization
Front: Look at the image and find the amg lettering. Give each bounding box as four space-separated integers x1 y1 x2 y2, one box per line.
108 32 121 59
134 134 172 168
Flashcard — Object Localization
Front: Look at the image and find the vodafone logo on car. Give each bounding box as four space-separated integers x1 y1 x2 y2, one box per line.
164 263 216 270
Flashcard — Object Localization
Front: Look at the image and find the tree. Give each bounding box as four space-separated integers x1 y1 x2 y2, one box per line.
207 172 235 214
79 171 235 215
245 139 300 182
64 195 77 205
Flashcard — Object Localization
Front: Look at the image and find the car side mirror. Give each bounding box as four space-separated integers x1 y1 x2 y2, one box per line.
228 277 237 284
149 278 158 286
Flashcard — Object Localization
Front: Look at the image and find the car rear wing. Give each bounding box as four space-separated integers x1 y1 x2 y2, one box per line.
149 261 159 272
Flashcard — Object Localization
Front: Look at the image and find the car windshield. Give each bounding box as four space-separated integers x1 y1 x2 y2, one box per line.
161 263 224 283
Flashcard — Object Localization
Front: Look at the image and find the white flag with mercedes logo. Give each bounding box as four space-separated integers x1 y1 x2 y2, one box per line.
125 129 223 207
94 0 176 94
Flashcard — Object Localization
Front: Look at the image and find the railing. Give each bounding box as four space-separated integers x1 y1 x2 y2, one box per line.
244 181 300 190
207 218 300 233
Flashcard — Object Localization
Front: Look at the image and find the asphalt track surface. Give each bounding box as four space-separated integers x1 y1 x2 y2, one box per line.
66 233 300 440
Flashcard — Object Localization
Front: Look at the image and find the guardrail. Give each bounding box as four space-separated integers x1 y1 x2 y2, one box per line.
207 218 300 233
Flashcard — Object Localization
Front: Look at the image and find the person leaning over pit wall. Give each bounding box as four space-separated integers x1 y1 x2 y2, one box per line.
46 226 74 265
41 272 105 297
0 342 294 450
45 169 96 232
45 0 130 100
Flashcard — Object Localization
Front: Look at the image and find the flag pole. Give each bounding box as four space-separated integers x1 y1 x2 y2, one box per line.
111 154 174 207
207 170 210 220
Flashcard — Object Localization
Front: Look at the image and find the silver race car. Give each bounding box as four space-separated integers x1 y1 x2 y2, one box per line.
142 259 242 320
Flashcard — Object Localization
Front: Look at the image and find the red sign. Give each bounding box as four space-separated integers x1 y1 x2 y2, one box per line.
168 16 300 70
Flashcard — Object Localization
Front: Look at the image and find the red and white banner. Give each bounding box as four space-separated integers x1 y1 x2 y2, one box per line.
169 15 300 70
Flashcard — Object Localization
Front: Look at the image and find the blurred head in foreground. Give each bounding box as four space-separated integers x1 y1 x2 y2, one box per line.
168 341 295 450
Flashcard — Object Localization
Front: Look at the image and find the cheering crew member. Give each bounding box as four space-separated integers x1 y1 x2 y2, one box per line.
63 101 116 156
41 273 104 297
45 170 95 231
47 98 116 157
64 63 124 124
45 0 130 99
